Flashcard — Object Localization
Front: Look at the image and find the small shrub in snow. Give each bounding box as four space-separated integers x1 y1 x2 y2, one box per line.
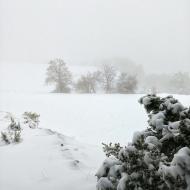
8 117 21 131
96 94 190 190
1 132 10 144
1 117 22 144
14 130 21 143
23 112 40 128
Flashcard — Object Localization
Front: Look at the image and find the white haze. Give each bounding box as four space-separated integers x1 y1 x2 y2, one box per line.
0 0 190 74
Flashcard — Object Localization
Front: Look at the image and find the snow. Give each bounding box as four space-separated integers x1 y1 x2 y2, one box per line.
0 113 104 190
141 96 152 106
172 147 190 188
159 147 190 189
132 131 144 145
149 111 165 130
145 136 160 150
96 177 114 190
96 157 121 179
0 92 148 145
117 174 128 190
118 145 137 161
162 97 184 114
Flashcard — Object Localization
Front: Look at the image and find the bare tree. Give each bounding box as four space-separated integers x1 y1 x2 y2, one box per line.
45 59 72 93
75 71 102 93
117 72 137 94
101 64 116 93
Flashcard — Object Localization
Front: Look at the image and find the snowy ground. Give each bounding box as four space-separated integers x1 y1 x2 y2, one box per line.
0 92 148 145
0 112 104 190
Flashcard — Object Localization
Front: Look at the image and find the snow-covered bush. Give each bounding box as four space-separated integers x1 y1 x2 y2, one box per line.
1 117 21 144
1 132 10 144
96 94 190 190
23 112 40 128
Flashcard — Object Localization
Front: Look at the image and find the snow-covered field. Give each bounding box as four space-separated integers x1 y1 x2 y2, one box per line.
0 92 148 145
1 91 190 145
0 111 104 190
0 63 190 190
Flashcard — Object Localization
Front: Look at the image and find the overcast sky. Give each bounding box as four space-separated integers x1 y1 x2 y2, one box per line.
0 0 189 73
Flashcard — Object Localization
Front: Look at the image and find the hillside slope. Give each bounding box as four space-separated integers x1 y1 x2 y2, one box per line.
0 113 104 190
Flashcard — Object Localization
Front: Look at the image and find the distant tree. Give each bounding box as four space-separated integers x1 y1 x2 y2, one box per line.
75 71 102 93
169 72 190 94
117 73 137 94
45 59 72 93
101 64 116 93
1 117 22 144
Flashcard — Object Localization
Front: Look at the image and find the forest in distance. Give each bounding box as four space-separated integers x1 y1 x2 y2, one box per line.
44 58 190 95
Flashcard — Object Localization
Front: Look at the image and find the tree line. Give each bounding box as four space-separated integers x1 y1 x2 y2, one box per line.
45 58 190 94
45 58 137 94
142 72 190 95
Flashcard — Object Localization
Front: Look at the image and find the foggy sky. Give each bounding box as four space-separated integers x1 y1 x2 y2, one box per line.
0 0 189 73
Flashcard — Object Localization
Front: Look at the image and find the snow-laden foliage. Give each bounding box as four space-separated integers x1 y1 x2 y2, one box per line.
23 111 40 128
1 112 40 144
1 117 21 144
96 94 190 190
